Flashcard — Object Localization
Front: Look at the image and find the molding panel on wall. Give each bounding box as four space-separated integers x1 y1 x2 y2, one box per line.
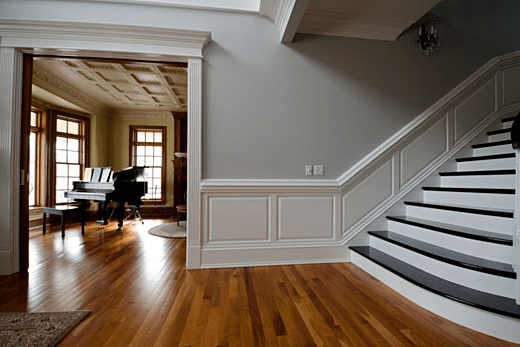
400 116 448 187
201 50 520 268
208 197 270 243
502 65 520 107
278 196 335 241
342 159 393 234
454 77 497 143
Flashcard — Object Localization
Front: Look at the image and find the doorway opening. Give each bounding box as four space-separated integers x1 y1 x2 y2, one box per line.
23 56 190 269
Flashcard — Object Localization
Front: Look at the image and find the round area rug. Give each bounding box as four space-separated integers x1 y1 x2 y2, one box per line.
148 221 186 238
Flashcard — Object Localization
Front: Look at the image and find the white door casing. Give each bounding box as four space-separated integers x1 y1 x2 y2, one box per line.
0 19 211 273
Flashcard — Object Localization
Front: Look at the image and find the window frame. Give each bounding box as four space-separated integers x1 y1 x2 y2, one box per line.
129 125 167 204
52 111 90 206
29 107 44 208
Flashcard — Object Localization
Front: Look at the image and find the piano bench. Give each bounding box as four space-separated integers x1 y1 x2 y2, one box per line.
42 205 82 238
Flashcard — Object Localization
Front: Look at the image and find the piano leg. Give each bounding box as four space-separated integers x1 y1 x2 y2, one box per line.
116 202 125 231
80 201 86 235
96 202 109 225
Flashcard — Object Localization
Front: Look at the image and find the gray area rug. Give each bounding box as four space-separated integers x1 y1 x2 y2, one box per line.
148 221 187 238
0 311 90 347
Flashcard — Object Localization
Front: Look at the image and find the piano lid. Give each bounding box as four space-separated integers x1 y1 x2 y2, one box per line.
113 166 146 182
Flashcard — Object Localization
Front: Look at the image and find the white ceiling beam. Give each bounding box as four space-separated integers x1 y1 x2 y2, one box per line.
279 0 309 43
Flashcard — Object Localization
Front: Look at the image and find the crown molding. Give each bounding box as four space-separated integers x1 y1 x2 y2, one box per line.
260 0 292 29
32 68 107 115
112 109 175 120
297 10 412 41
56 0 260 13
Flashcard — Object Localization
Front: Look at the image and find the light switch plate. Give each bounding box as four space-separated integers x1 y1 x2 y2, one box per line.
306 165 313 176
314 165 324 175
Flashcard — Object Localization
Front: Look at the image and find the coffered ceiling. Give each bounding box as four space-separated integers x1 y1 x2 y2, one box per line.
32 58 188 116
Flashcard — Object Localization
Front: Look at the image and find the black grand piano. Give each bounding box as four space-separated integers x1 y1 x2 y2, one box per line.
64 166 148 231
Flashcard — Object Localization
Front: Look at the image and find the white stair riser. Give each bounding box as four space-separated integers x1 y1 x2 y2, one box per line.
387 220 513 263
423 191 514 210
488 132 511 142
441 175 515 189
472 144 514 156
503 120 514 129
351 252 520 345
457 157 515 171
405 205 513 235
369 237 516 299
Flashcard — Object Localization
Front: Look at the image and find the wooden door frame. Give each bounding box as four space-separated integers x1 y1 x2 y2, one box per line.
19 54 33 272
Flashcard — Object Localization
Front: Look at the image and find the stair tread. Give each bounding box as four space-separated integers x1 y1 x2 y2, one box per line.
456 152 515 162
368 230 514 277
472 139 512 148
422 187 515 194
502 116 517 123
487 128 511 136
405 201 514 218
350 246 520 319
387 215 512 245
439 169 515 176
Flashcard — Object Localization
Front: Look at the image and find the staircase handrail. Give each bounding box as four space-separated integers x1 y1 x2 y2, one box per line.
512 112 520 304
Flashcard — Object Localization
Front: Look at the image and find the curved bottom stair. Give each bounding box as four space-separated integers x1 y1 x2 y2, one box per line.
349 115 520 344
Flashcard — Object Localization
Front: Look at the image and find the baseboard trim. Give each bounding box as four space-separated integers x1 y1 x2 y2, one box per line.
201 245 350 268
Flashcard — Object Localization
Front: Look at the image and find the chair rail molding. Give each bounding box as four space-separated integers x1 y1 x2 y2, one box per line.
0 18 211 273
200 50 520 268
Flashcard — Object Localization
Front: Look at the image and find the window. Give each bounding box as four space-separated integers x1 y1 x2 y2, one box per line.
129 126 166 203
55 114 88 204
29 108 43 207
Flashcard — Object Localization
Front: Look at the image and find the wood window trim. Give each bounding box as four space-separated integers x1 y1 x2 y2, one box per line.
29 106 45 208
50 110 90 206
129 125 167 205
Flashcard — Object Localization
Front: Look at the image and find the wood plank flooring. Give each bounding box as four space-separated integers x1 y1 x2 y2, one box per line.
0 219 519 346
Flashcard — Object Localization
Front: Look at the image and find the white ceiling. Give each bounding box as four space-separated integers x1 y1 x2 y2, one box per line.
261 0 442 42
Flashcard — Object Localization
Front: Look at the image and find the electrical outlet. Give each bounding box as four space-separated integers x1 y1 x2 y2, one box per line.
314 165 324 176
305 165 313 176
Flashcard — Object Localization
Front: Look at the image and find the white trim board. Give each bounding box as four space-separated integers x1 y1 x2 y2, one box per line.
0 18 210 272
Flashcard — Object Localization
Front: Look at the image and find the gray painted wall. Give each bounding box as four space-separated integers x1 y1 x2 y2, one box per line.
1 0 519 179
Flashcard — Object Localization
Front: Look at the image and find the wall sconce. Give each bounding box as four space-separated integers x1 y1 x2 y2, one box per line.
417 23 439 55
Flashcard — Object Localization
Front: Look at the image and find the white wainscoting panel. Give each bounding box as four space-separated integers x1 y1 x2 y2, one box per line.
400 116 447 187
342 159 393 234
454 77 496 143
278 196 335 240
208 197 269 243
502 65 520 107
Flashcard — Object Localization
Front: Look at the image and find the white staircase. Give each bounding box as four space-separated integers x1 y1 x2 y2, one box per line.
350 115 520 343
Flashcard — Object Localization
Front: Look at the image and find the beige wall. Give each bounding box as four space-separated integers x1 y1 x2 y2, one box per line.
90 112 110 168
107 114 176 207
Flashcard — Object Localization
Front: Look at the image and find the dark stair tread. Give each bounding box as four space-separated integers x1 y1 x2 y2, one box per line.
368 230 515 278
439 169 515 176
487 128 511 136
387 215 512 245
404 201 514 218
456 153 515 162
422 187 515 194
502 116 517 123
472 140 512 148
350 246 520 319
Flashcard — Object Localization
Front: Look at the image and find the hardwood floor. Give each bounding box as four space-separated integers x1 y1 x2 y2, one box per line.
0 219 519 346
